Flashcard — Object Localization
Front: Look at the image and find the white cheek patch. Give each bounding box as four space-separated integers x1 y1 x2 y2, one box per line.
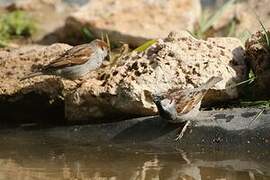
161 99 175 111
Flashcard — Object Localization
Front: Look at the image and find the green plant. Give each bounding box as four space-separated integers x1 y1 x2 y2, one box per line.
0 10 36 47
133 39 156 52
237 30 252 44
251 10 270 48
81 27 95 41
257 18 270 48
226 70 256 91
240 100 270 108
226 21 236 37
192 0 236 39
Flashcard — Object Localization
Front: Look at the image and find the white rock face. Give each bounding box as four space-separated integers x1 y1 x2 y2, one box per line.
65 0 201 46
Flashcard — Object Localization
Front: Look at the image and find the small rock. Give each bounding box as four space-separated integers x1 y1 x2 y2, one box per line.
245 30 270 98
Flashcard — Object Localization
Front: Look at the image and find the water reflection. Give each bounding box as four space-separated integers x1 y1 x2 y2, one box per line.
0 131 269 180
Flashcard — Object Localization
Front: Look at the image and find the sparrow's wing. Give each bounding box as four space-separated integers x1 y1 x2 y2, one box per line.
44 44 93 70
166 76 222 114
165 89 204 114
196 76 223 91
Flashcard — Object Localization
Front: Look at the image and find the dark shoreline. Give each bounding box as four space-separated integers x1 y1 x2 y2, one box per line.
1 107 269 150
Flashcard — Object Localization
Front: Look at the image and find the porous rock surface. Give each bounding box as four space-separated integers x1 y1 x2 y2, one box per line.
0 44 72 97
66 32 247 121
63 0 201 46
0 32 247 122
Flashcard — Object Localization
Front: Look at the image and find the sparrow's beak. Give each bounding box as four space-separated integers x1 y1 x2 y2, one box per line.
104 54 110 61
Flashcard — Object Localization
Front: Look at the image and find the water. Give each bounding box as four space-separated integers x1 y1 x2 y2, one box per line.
0 127 269 180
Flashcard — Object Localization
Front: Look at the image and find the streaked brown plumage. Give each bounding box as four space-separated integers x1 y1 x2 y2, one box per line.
21 39 109 80
153 76 223 123
153 76 222 140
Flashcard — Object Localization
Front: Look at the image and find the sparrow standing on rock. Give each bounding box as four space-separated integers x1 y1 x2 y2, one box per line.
153 76 223 140
21 39 109 81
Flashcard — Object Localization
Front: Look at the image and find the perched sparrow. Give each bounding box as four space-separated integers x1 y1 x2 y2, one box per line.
21 39 109 80
153 76 223 123
153 76 222 140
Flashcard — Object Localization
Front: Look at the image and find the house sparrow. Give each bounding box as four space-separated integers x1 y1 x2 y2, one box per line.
21 39 109 80
153 76 223 140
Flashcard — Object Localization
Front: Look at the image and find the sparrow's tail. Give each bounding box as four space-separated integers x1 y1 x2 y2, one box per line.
198 76 223 91
181 76 223 111
20 72 44 81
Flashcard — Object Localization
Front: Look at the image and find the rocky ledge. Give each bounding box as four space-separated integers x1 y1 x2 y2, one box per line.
0 31 247 123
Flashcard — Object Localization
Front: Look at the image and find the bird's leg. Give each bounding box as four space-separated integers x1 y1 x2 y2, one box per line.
158 98 190 140
153 96 191 140
175 120 191 141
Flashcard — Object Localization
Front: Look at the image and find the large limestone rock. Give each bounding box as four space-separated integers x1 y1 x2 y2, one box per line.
66 32 247 121
64 0 201 46
0 32 247 122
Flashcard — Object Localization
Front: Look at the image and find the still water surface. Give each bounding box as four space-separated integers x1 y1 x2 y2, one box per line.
0 127 269 180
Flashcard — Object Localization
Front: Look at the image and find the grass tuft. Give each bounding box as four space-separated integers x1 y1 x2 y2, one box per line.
252 10 270 48
192 0 236 39
258 18 270 48
0 10 36 47
240 100 270 108
82 27 95 41
134 39 156 52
